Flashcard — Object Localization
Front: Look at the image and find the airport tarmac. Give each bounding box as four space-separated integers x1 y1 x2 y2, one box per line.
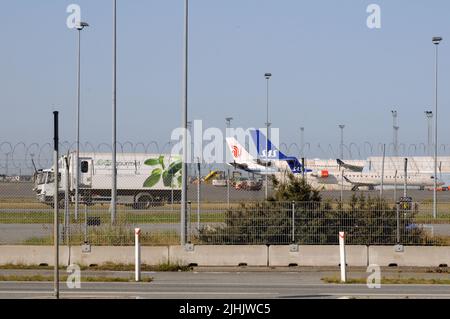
2 182 450 203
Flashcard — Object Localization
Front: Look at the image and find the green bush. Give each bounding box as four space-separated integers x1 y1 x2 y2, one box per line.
199 174 433 245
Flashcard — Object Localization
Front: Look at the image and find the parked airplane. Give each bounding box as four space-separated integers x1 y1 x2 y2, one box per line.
340 171 444 191
245 130 444 191
335 159 444 190
225 135 310 177
226 137 278 175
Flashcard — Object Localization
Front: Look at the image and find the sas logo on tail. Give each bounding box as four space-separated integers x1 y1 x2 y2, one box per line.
232 146 241 158
261 150 278 158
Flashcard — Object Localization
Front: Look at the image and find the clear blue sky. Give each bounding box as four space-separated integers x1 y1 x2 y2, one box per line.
2 0 450 157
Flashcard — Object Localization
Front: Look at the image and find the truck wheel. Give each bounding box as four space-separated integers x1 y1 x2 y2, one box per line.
134 194 154 210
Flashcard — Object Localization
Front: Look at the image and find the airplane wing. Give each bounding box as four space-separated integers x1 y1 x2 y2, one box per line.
337 159 364 172
228 161 249 171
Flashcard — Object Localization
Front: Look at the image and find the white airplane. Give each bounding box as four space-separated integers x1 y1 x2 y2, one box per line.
225 134 311 178
227 130 444 191
339 171 444 191
226 137 288 176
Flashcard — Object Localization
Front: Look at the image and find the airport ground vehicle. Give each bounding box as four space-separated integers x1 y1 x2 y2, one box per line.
233 177 263 191
34 152 182 209
204 171 220 183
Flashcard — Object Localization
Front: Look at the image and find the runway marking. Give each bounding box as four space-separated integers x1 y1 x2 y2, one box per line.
331 293 450 297
2 282 450 288
0 290 278 296
2 290 450 299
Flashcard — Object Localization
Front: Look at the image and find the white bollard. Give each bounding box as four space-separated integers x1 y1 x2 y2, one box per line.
339 231 347 283
135 228 141 282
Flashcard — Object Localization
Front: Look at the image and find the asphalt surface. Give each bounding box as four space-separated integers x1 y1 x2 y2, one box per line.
0 271 449 299
0 182 35 199
3 182 450 202
0 182 267 202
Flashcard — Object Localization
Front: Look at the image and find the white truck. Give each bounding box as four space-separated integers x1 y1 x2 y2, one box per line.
34 152 182 209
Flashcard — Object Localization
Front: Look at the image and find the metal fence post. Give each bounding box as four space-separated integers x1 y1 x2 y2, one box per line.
380 144 386 199
64 156 70 245
404 158 408 198
53 111 60 299
394 170 398 203
188 201 192 243
291 201 295 243
197 201 200 233
396 201 400 244
84 203 88 244
227 168 230 208
395 201 404 252
197 161 201 232
170 154 174 212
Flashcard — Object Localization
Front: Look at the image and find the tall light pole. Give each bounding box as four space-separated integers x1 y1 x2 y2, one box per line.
391 110 398 157
432 36 442 219
187 121 192 179
4 152 9 177
300 127 305 159
339 125 345 159
425 111 433 156
264 73 272 200
226 117 233 207
181 0 189 245
53 111 60 299
75 21 89 222
111 0 117 225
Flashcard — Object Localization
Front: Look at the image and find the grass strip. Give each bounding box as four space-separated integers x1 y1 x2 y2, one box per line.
0 274 152 283
322 276 450 285
0 262 192 272
0 211 226 224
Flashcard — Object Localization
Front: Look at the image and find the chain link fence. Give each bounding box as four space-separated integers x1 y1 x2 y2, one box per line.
1 141 450 246
3 141 450 203
0 200 449 246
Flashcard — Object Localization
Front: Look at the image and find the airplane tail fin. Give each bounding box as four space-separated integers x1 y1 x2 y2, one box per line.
226 137 254 162
285 158 303 174
249 129 312 175
337 159 364 172
249 129 288 160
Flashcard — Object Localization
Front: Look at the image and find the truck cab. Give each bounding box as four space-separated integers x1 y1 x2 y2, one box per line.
34 168 61 204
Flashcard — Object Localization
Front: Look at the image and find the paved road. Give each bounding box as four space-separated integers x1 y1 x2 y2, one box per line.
0 272 449 299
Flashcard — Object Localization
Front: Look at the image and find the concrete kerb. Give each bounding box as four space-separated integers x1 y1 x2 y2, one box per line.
1 245 449 267
70 246 169 266
369 246 450 267
269 245 368 267
0 246 69 266
169 245 268 266
0 246 169 267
